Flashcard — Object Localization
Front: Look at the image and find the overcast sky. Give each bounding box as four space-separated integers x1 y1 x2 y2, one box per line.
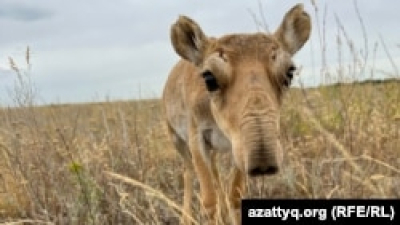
0 0 399 105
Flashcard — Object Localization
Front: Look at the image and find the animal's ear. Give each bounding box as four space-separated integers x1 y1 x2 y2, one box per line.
170 15 209 65
274 4 311 55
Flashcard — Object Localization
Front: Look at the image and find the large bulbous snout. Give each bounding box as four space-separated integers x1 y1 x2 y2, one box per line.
239 115 283 177
231 91 284 177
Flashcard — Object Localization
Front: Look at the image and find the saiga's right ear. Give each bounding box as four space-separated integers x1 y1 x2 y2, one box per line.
170 16 209 66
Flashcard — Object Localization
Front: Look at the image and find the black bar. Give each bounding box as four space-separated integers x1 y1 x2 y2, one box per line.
242 199 400 224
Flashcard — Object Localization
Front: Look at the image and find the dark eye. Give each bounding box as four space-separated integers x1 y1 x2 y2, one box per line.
287 65 296 79
284 65 296 86
202 70 219 92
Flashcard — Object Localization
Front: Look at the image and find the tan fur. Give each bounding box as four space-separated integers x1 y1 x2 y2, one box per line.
162 4 311 225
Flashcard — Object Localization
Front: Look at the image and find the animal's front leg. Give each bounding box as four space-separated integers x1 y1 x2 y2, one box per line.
192 151 217 224
229 167 246 225
189 127 217 224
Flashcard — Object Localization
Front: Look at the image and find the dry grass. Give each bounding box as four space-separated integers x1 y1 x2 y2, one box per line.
0 80 398 224
1 1 399 224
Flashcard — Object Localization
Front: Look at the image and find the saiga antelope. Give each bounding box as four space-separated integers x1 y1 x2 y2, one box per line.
162 4 311 224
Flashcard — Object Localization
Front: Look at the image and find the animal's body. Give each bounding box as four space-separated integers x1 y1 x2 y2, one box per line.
162 4 311 224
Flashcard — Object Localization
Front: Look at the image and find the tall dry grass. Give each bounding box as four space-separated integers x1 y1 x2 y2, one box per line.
0 1 399 224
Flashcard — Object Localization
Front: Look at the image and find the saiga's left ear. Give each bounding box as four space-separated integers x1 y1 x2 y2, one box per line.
274 4 312 55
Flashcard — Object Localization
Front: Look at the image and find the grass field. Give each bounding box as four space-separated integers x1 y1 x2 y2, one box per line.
0 79 399 224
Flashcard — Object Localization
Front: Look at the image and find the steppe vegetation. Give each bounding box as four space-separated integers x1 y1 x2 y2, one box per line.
0 1 399 224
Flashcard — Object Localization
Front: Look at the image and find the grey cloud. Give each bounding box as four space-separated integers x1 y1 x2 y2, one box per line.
0 3 51 22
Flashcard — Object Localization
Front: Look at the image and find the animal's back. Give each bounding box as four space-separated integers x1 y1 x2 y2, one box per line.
163 59 206 143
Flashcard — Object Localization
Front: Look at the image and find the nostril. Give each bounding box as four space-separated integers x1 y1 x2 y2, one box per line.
249 165 279 177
